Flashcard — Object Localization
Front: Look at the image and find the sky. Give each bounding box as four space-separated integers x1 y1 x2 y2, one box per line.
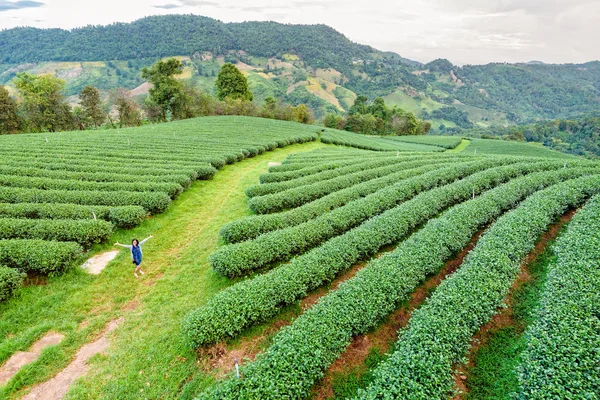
0 0 598 65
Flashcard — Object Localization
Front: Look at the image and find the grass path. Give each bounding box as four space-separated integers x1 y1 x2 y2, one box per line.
1 141 325 399
449 139 470 153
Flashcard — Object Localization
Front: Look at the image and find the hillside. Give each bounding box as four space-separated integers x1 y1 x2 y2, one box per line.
1 15 599 126
0 116 598 399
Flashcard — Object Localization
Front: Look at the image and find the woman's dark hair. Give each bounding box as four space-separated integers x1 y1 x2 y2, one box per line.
132 238 139 246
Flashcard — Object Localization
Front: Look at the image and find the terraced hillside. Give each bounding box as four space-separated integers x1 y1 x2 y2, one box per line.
0 117 597 400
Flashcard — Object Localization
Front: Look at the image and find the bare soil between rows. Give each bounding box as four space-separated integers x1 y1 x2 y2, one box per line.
311 229 485 400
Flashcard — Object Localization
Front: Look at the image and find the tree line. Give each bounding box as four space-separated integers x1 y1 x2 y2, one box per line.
460 114 600 158
322 96 431 136
0 60 314 134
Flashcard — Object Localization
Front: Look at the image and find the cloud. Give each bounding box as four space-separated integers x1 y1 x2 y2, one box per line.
154 3 181 9
154 0 220 9
178 0 220 6
0 0 44 11
239 6 268 12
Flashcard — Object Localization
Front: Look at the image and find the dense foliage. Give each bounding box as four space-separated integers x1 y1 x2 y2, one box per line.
462 114 600 158
0 266 25 302
0 15 372 70
0 86 20 134
199 169 600 399
422 106 473 129
324 96 430 136
184 157 587 347
142 58 187 121
514 195 600 398
358 176 600 399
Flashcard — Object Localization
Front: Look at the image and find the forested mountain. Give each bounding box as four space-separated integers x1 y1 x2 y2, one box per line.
0 15 373 68
1 14 598 126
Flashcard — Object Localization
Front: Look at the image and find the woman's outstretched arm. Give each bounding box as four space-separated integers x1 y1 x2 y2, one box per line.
114 242 132 249
139 235 154 245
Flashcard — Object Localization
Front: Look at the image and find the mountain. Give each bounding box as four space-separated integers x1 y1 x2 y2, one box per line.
1 14 599 127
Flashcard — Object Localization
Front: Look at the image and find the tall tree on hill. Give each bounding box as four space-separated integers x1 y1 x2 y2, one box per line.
215 63 253 101
0 86 21 134
79 86 105 129
261 97 277 119
142 58 186 121
111 89 141 128
349 95 368 115
14 73 73 132
292 104 313 124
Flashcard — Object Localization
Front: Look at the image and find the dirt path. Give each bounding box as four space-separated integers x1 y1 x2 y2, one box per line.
311 229 485 400
452 210 576 399
0 333 65 386
81 251 119 275
22 319 122 400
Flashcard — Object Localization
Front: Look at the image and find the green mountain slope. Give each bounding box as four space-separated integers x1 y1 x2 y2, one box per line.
1 15 598 125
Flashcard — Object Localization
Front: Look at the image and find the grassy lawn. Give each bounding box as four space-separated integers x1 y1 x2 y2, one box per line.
0 141 326 399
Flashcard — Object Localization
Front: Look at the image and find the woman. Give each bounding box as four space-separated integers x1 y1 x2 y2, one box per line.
115 235 153 278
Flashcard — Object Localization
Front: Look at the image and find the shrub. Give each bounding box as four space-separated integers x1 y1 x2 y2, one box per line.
210 159 522 277
0 203 146 228
0 239 83 274
0 187 171 214
0 218 114 247
358 175 600 399
196 170 600 399
183 161 571 348
0 266 26 302
514 195 600 398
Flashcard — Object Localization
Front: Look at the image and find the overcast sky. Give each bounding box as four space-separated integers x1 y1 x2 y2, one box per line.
1 0 598 65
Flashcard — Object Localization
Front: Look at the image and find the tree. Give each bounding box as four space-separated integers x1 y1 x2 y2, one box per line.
419 121 432 134
261 97 277 119
215 63 253 101
0 86 20 134
349 95 368 115
292 104 313 124
79 86 104 129
142 58 185 121
14 73 73 132
111 89 141 128
370 97 388 119
322 113 346 130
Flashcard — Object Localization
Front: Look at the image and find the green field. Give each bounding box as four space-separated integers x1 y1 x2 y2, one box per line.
0 117 597 400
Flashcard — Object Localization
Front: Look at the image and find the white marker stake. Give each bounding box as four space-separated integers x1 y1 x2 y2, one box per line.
472 188 475 199
234 358 240 379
